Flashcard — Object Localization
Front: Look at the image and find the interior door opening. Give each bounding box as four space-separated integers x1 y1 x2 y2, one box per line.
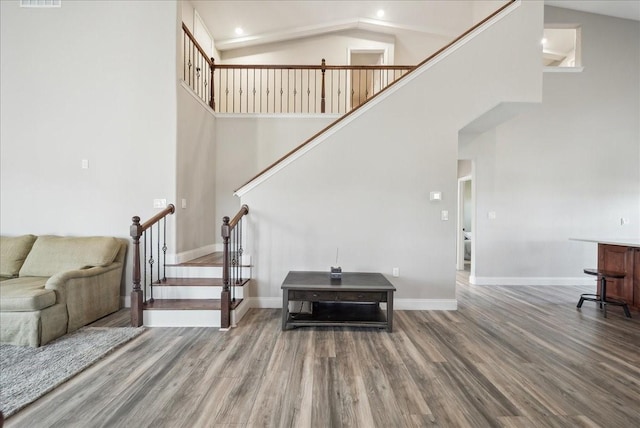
457 160 474 274
349 50 386 110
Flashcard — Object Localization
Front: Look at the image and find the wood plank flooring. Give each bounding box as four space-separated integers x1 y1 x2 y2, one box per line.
6 273 640 427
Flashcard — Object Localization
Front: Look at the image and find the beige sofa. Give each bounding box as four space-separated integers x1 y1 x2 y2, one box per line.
0 235 127 347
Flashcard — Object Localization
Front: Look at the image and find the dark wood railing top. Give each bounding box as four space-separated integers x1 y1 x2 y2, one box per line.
212 63 413 71
182 23 213 66
183 23 412 72
225 204 249 230
234 0 516 193
133 204 176 234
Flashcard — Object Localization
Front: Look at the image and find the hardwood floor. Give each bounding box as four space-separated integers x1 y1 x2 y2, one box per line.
6 273 640 427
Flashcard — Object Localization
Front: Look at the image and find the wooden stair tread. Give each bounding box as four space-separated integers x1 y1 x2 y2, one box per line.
153 277 249 287
144 298 243 310
166 252 250 267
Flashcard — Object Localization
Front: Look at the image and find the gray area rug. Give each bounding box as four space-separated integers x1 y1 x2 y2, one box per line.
0 326 145 417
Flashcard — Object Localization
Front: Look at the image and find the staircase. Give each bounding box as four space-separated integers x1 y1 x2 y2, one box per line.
142 252 251 327
130 204 250 329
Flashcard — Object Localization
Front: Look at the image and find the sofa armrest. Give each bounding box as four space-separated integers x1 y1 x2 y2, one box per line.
45 264 120 295
45 262 123 332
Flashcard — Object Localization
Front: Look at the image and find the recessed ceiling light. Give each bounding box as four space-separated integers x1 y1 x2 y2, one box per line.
235 27 244 36
377 9 385 18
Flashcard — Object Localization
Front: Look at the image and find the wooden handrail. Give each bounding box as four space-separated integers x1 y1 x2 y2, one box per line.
211 63 413 71
139 204 176 232
182 23 213 68
182 22 412 72
182 22 413 114
414 0 515 70
226 204 249 231
234 0 516 192
130 204 176 327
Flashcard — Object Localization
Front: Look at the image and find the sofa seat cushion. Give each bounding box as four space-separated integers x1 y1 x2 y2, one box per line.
0 277 56 311
19 236 121 277
0 235 37 279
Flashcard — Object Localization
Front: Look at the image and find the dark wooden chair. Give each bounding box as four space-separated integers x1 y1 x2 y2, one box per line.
578 268 631 318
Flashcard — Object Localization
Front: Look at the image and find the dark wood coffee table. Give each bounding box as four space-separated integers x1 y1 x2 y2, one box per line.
281 271 396 331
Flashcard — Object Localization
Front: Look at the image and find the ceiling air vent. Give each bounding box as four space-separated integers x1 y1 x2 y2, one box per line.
20 0 61 7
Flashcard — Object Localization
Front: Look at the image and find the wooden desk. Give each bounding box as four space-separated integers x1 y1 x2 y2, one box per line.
281 271 396 331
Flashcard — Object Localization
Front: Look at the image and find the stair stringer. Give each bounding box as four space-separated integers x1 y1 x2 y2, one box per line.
236 1 543 307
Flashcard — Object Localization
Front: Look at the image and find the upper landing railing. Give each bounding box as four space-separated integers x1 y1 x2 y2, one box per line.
182 23 413 114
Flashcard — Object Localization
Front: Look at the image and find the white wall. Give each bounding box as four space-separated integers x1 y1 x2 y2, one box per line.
238 1 543 306
180 0 221 63
176 85 217 254
0 0 179 297
472 1 510 23
222 31 396 64
215 115 335 228
460 6 640 285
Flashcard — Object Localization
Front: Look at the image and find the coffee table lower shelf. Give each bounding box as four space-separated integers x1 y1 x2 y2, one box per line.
285 302 388 329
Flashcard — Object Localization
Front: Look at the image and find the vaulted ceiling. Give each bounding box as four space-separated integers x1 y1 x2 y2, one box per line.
191 0 639 52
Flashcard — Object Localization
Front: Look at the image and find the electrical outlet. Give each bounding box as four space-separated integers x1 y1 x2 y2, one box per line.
441 210 449 221
392 267 400 277
153 199 167 208
81 159 89 169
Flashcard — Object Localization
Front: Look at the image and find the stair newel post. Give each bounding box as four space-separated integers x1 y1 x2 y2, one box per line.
210 57 216 111
320 58 326 113
130 216 143 327
221 216 231 329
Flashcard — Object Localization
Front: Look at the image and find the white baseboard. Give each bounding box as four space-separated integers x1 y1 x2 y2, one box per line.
248 297 281 308
470 276 593 286
120 295 459 313
246 297 457 310
167 244 220 265
231 299 251 326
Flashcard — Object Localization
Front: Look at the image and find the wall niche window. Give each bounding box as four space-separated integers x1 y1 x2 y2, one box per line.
542 26 582 71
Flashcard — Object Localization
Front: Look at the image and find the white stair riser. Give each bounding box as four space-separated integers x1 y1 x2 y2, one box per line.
150 285 244 300
142 302 248 328
144 310 220 327
164 266 251 278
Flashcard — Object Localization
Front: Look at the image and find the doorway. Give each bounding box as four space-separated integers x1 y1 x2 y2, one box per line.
457 161 474 273
348 49 386 109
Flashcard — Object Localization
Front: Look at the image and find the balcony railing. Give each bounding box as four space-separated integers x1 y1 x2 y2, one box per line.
182 23 413 114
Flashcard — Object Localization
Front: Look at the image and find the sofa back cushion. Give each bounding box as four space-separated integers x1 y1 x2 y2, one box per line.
19 236 121 277
0 235 38 278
